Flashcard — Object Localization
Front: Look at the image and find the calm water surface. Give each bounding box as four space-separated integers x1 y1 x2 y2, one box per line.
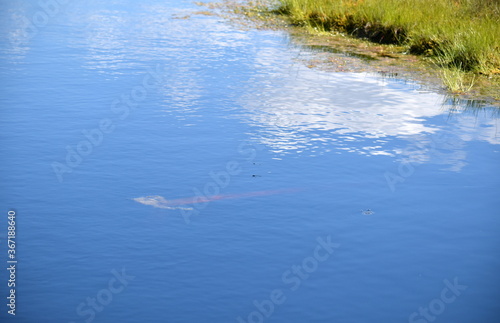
1 1 499 322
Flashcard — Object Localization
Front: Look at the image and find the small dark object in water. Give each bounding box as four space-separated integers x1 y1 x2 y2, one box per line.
361 209 374 215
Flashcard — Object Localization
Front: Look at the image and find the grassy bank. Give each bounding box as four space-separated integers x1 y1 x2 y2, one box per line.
270 0 500 92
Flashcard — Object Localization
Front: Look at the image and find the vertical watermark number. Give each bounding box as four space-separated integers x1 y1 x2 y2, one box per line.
6 209 17 316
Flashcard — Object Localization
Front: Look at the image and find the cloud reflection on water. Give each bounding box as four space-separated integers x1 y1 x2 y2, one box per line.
72 3 499 171
5 0 496 173
239 47 500 170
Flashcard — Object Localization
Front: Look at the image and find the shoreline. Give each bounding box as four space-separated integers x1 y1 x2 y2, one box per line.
195 0 500 107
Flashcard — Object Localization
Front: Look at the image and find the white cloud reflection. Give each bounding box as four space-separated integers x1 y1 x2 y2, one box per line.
5 0 496 173
240 47 500 170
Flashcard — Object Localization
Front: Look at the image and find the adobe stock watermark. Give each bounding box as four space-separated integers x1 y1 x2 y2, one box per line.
68 268 135 323
180 142 262 224
13 0 73 46
236 235 340 323
384 130 464 192
51 64 165 183
408 277 467 323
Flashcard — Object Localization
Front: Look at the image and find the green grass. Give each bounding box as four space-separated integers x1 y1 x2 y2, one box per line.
440 66 476 93
271 0 500 88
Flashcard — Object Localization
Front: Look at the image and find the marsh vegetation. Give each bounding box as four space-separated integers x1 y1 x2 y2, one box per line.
266 0 500 95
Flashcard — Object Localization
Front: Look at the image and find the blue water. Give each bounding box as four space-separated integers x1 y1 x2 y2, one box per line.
1 1 499 322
